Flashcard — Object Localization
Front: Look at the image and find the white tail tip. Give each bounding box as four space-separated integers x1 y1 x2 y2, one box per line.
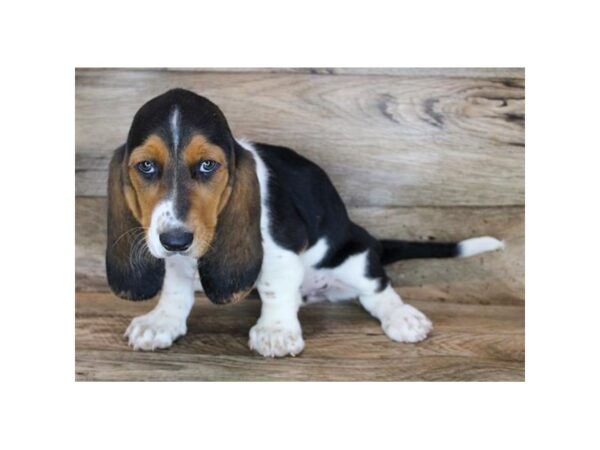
457 236 505 257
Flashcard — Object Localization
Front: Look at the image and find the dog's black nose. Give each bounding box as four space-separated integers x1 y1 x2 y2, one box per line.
159 229 194 252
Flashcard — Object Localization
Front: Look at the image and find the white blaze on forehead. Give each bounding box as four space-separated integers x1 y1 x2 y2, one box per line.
170 106 181 202
170 107 181 152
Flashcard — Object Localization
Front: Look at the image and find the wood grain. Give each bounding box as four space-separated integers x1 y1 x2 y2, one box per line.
75 69 525 381
160 67 525 78
76 197 524 305
75 69 524 206
75 292 524 381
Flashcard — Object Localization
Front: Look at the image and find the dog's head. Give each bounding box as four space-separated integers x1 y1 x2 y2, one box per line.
106 89 262 304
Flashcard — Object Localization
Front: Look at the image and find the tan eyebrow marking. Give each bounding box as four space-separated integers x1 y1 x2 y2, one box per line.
129 135 170 167
182 135 227 167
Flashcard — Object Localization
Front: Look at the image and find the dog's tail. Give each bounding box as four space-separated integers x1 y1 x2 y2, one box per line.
379 236 504 265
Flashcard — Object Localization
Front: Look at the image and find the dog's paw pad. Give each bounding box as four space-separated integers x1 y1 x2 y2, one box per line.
124 310 187 351
248 325 305 357
381 304 432 343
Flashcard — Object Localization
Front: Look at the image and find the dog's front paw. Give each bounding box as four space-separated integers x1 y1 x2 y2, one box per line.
381 304 432 343
124 308 187 351
248 324 305 357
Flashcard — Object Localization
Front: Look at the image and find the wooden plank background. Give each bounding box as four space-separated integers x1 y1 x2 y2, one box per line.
75 68 524 305
76 69 524 206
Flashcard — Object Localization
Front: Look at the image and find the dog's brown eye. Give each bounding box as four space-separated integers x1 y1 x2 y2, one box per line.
197 160 220 175
136 160 158 177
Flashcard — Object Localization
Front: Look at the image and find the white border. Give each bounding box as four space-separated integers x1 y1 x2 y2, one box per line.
3 0 600 448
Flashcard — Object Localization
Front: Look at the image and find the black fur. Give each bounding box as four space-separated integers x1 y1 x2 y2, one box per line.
127 88 235 159
254 143 463 293
379 240 459 264
254 144 391 289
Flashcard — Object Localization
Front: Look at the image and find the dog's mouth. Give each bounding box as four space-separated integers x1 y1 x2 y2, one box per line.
164 248 194 257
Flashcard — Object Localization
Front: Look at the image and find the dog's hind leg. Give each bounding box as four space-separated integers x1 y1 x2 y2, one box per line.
329 248 433 343
358 282 433 343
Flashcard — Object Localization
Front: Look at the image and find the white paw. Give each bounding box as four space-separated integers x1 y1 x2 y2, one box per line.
248 324 305 357
124 308 187 351
381 304 432 343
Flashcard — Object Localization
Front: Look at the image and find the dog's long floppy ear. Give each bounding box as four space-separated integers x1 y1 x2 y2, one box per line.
105 145 165 300
198 144 263 304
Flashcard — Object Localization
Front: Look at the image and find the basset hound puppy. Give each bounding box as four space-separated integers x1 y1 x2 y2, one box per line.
106 88 504 357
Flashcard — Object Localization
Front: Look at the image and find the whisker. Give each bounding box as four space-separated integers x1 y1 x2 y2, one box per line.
111 226 149 249
127 230 152 274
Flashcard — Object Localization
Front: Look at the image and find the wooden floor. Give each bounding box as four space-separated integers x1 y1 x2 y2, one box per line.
75 292 524 381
